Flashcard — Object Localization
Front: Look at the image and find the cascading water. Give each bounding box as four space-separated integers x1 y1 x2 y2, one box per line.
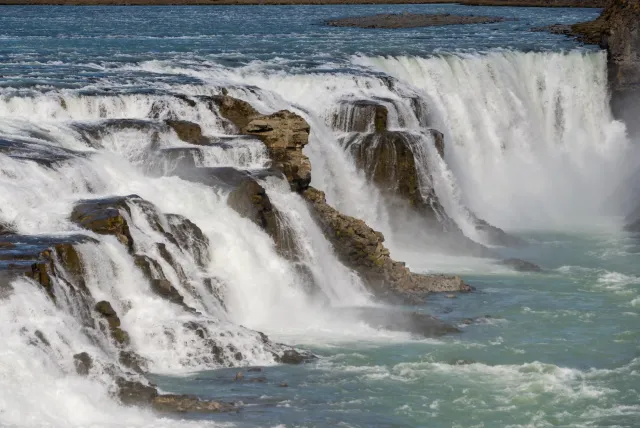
355 50 635 231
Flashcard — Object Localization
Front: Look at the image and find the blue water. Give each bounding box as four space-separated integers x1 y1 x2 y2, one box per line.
0 4 599 90
2 4 640 428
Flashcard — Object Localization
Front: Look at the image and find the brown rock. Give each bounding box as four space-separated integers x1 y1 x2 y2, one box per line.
208 94 260 132
331 100 388 132
302 187 470 300
95 300 130 346
71 196 136 252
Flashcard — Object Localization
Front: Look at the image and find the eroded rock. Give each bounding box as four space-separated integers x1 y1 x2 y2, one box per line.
302 187 470 300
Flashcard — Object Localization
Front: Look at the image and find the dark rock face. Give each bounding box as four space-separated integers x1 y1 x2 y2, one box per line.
332 100 388 133
472 216 527 247
115 377 158 406
326 13 507 29
302 187 470 301
275 349 317 365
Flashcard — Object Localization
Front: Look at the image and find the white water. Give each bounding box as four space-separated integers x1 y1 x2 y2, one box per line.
1 49 636 427
356 50 634 231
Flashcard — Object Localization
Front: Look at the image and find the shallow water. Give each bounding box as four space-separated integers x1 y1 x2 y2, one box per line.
2 4 639 428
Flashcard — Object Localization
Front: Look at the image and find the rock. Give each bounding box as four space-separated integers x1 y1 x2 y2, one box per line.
34 330 50 347
166 214 210 267
71 196 137 252
500 258 542 272
279 382 289 388
73 352 93 376
95 300 130 346
149 279 186 304
119 351 147 373
276 349 316 365
115 377 158 406
146 147 204 175
0 222 15 235
331 100 388 132
227 176 299 260
302 186 470 301
326 13 508 29
208 94 260 132
0 234 91 297
446 294 457 299
165 120 208 145
247 367 262 372
243 111 312 193
234 371 244 381
151 394 236 413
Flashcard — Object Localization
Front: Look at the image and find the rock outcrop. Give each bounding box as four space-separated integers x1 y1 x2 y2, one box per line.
302 187 470 301
332 100 388 133
211 95 312 192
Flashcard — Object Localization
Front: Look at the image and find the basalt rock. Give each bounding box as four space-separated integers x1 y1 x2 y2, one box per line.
302 187 470 300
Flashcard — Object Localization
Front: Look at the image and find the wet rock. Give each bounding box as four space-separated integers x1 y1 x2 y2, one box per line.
234 371 244 381
146 147 204 175
208 94 260 132
73 352 93 376
247 367 262 372
95 300 130 346
0 222 15 235
119 351 147 374
115 377 158 406
0 135 84 167
331 100 388 132
244 111 312 193
326 13 508 29
165 120 208 145
0 234 91 297
149 279 187 307
500 258 542 272
72 119 163 149
276 349 316 365
166 214 210 267
279 382 289 388
71 196 137 252
302 187 470 300
151 394 236 413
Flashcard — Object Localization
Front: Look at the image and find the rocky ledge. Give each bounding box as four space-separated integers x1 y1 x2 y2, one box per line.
326 13 508 29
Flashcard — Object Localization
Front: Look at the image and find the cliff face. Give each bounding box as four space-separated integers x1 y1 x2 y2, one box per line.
573 0 640 134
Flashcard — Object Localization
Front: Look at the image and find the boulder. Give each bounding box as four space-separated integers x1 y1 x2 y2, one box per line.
115 377 158 407
302 187 470 300
208 94 260 132
275 349 317 365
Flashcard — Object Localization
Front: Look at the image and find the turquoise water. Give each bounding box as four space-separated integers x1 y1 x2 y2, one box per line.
2 4 639 428
151 233 640 427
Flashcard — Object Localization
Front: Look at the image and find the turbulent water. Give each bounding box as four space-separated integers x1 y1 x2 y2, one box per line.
1 4 639 428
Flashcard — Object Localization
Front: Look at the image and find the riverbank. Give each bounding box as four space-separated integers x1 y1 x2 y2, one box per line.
0 0 607 7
